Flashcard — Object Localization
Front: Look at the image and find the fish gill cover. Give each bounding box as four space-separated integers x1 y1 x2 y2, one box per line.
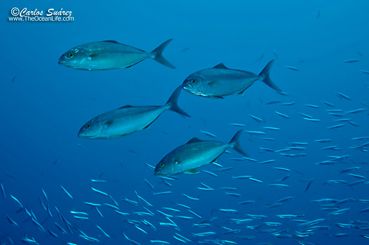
1 0 369 244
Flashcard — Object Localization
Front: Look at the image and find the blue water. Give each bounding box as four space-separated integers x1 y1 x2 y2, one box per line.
1 0 369 244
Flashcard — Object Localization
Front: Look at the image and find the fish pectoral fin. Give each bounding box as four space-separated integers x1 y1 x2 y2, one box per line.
88 52 99 59
213 63 229 69
211 96 224 99
187 137 203 144
184 168 200 174
104 120 114 126
207 81 217 87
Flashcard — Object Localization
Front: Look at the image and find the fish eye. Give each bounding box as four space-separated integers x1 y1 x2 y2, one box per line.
84 123 91 129
65 49 78 59
160 163 165 168
66 52 74 59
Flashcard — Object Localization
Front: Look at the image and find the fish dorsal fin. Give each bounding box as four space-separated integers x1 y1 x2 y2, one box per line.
184 168 199 174
187 137 202 144
213 63 228 69
102 40 120 44
119 105 133 109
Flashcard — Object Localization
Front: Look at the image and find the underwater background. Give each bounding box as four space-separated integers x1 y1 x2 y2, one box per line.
1 0 369 244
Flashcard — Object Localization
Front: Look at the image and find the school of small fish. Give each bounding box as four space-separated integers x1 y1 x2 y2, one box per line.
2 32 369 244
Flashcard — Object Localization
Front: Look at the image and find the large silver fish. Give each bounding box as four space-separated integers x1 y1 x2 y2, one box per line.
59 39 175 70
154 130 247 176
78 86 189 139
182 60 284 98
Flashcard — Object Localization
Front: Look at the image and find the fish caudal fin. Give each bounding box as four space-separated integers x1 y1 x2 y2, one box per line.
166 86 190 117
151 39 175 69
229 130 248 156
258 60 285 95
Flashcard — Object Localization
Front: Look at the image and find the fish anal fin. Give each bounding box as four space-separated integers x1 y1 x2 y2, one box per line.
238 88 248 95
143 121 155 129
125 59 144 68
143 115 162 130
238 84 254 95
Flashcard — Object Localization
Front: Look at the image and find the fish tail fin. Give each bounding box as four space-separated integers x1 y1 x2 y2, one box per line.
151 39 175 69
229 130 248 156
258 60 286 95
166 86 190 117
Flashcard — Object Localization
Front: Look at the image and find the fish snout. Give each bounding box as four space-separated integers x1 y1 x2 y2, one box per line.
78 125 89 138
182 79 190 88
182 80 198 94
77 127 85 137
154 166 161 176
78 121 94 138
58 55 65 65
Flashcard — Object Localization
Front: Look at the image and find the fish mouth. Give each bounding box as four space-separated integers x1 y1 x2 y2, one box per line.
153 167 160 176
182 85 190 92
77 127 86 137
154 172 166 177
154 167 165 176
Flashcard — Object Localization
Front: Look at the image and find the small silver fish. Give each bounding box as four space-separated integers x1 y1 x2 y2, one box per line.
182 60 284 98
78 86 189 139
59 39 175 70
1 183 6 199
285 65 300 71
154 130 247 176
